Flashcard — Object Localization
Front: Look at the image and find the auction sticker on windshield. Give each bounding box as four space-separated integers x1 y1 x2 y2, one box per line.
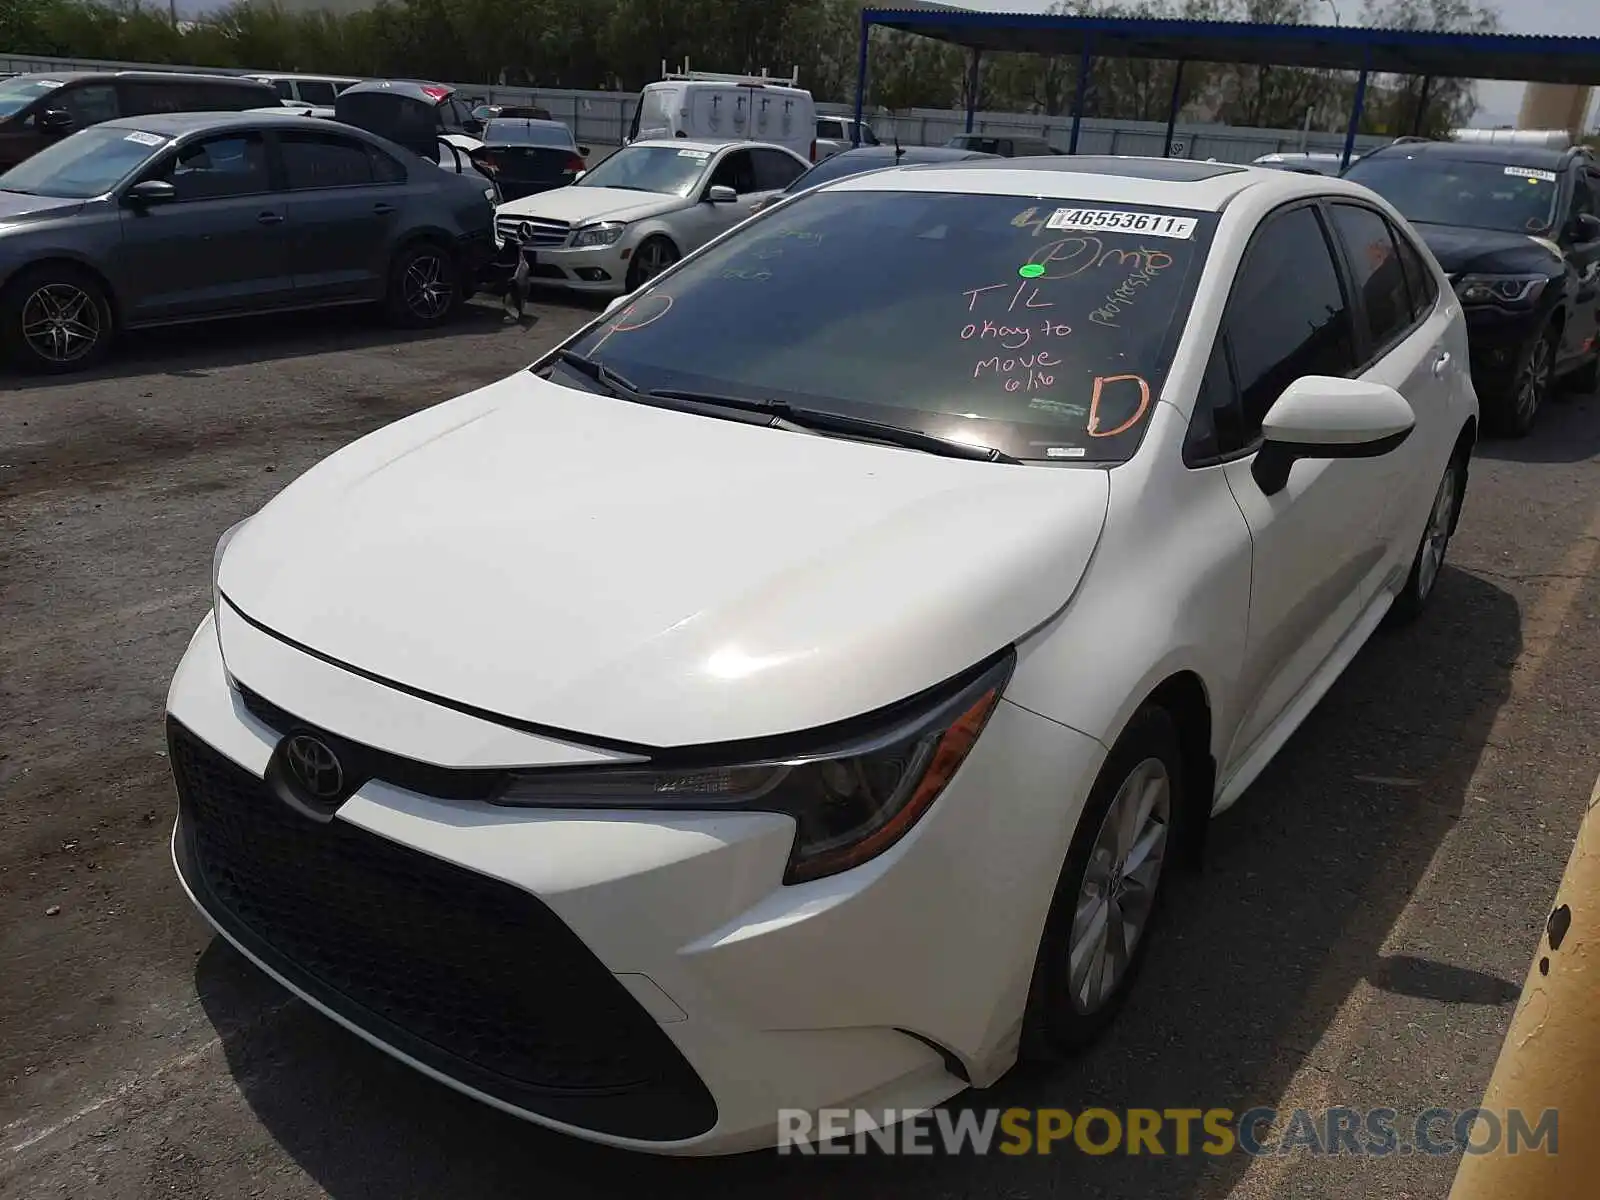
1046 208 1197 239
123 131 167 146
678 149 711 159
1504 166 1556 183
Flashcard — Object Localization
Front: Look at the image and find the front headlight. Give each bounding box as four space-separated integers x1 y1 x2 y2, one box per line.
497 653 1013 884
211 518 250 615
1454 274 1549 306
569 221 627 249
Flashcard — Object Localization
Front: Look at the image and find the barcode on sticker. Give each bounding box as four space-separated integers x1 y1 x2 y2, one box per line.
124 131 166 147
1504 166 1555 182
677 149 710 159
1045 208 1197 239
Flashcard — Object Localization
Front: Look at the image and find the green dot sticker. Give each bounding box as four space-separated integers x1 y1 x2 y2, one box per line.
1018 263 1045 279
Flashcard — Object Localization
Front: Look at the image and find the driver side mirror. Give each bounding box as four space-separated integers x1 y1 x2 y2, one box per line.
462 117 484 136
124 179 177 206
1571 212 1600 242
39 108 75 135
577 145 590 157
573 169 586 182
706 184 737 204
1250 376 1415 496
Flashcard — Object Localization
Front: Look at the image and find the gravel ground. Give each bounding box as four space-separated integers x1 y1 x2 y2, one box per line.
1 300 1597 1200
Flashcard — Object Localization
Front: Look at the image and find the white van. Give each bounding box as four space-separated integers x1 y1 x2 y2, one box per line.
625 64 817 163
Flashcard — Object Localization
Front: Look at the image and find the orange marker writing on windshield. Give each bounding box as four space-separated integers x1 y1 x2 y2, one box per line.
1087 374 1151 438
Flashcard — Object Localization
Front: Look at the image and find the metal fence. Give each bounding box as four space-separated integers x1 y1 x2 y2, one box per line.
2 50 1393 163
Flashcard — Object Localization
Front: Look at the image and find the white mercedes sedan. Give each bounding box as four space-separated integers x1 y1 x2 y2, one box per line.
168 157 1478 1155
493 138 810 294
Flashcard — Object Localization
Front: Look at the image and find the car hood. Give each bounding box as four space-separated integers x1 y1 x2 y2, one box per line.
1411 221 1565 276
496 186 687 224
217 373 1110 748
0 190 86 226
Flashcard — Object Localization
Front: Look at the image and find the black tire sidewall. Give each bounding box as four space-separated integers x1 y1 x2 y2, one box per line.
385 242 460 328
2 266 114 374
1020 705 1187 1063
626 237 677 293
1387 454 1465 626
1490 324 1556 437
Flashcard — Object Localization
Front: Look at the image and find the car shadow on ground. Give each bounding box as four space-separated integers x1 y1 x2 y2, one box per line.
1474 392 1600 464
193 566 1520 1200
0 296 600 391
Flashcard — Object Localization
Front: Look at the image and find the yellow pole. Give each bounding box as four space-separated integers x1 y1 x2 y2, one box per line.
1448 771 1600 1198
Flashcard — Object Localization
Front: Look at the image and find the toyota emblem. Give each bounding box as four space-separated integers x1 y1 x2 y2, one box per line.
284 735 345 801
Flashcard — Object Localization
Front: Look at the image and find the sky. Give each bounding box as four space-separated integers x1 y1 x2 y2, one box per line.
957 0 1600 128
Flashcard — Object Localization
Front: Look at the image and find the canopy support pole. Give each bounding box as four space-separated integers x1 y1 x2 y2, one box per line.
852 9 869 146
965 48 982 132
1069 40 1094 154
1341 60 1369 171
1163 60 1187 157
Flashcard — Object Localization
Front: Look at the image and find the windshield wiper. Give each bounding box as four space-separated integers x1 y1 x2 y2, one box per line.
648 388 1021 464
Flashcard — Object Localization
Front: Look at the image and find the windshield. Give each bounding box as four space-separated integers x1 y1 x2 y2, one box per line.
1343 155 1562 234
577 145 709 196
485 121 573 148
555 190 1212 463
0 77 64 119
0 125 169 197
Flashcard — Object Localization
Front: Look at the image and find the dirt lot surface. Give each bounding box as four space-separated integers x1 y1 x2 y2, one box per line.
2 300 1598 1200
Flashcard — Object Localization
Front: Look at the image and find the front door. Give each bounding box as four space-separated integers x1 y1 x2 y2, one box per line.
275 129 405 303
112 131 293 323
1211 202 1396 769
1561 168 1600 368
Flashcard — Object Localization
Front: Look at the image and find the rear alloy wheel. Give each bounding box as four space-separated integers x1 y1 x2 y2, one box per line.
385 243 461 328
2 266 113 374
1493 323 1555 437
1386 454 1465 627
625 237 678 292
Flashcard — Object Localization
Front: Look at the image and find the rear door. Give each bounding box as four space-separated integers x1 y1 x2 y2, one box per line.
113 130 293 322
275 128 407 303
1323 200 1456 595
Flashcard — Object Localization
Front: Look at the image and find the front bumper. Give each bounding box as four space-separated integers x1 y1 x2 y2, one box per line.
166 611 1106 1154
1462 304 1544 392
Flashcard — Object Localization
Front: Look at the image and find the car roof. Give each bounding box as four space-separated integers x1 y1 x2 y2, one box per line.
827 146 996 163
339 79 454 103
10 70 274 87
1359 139 1575 171
826 155 1361 211
629 138 797 155
101 111 346 135
484 117 571 134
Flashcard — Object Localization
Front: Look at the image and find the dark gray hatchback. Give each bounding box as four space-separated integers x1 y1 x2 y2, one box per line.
0 111 497 372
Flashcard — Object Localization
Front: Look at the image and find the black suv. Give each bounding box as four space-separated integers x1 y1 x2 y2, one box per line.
1343 140 1600 436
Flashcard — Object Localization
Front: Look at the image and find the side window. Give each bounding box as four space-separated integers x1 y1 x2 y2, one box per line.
816 118 841 139
56 83 119 126
201 83 265 111
274 80 294 101
147 133 272 201
1225 204 1358 443
1185 336 1241 464
860 124 880 146
120 82 203 116
1389 220 1439 323
279 131 377 189
367 144 408 184
709 150 757 194
1327 202 1413 355
298 82 338 106
751 148 804 191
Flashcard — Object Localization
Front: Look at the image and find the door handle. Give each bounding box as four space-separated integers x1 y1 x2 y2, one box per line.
1432 351 1451 378
256 211 283 225
373 203 397 215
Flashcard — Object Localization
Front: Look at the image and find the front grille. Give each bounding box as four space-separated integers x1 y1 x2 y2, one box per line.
495 214 571 247
169 720 717 1141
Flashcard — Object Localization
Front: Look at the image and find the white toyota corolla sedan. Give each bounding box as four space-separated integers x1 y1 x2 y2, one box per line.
168 156 1478 1155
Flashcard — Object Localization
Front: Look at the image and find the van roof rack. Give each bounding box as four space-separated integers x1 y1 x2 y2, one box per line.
659 59 801 88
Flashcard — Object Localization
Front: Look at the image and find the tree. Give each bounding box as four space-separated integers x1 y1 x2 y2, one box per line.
1352 0 1499 135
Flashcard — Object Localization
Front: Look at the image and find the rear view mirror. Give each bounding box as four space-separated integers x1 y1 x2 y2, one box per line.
577 145 590 157
1252 376 1415 496
124 179 177 205
707 185 737 204
1573 212 1600 241
39 109 75 134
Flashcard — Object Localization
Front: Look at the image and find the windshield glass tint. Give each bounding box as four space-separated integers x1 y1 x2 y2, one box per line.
577 145 708 195
1343 155 1561 234
0 78 63 118
558 190 1212 463
0 125 167 197
485 121 572 148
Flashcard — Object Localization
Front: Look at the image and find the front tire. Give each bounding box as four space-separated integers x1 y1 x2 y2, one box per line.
625 236 679 292
1020 706 1184 1061
1385 452 1466 627
1486 321 1556 437
383 242 462 328
1 264 114 374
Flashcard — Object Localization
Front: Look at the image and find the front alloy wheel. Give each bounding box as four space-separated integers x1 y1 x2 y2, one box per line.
1503 327 1554 437
1386 454 1465 627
